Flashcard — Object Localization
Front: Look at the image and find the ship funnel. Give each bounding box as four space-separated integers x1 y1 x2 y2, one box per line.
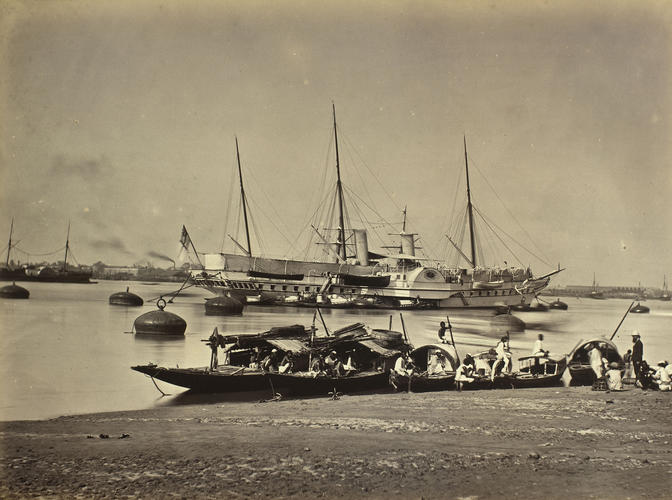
353 229 369 266
400 233 416 257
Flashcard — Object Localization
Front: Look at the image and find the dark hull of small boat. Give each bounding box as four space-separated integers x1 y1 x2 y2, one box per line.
393 373 456 392
549 301 568 310
109 292 143 306
269 371 390 395
630 305 650 313
462 375 516 390
338 273 391 287
0 284 30 299
567 365 598 386
131 365 269 393
0 269 92 283
247 270 305 281
512 358 567 388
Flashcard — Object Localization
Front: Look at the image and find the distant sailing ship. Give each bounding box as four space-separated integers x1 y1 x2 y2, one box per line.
660 275 670 301
589 273 605 299
0 220 92 283
191 106 560 309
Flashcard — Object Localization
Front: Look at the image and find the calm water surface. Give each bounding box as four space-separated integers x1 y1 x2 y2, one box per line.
1 280 670 421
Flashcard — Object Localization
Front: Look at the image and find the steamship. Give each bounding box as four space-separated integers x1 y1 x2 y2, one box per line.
191 107 560 309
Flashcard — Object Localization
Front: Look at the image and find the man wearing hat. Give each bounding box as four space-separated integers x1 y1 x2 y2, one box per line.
631 331 644 386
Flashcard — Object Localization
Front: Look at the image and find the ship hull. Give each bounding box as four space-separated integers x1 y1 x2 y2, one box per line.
0 269 92 283
193 270 545 309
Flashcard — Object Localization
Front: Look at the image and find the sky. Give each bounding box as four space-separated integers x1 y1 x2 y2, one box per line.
0 0 670 287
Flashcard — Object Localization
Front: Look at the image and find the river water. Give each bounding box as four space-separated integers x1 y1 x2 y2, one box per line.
1 280 670 421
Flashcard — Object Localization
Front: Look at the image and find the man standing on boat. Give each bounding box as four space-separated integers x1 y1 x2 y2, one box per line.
532 334 548 356
438 322 447 344
631 331 644 386
491 335 512 381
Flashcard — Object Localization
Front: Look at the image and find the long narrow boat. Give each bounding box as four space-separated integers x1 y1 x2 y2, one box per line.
567 337 623 386
510 354 567 388
132 322 408 395
389 344 459 392
131 364 270 393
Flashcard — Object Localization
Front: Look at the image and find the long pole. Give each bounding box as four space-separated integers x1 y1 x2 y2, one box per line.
446 315 459 363
464 136 477 268
235 136 252 257
316 306 330 336
399 313 408 342
333 103 347 261
609 300 636 341
5 217 13 267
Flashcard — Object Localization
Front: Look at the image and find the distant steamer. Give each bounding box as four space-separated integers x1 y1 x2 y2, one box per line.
0 220 92 284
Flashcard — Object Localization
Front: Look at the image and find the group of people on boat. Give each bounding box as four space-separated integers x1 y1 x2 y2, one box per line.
308 350 357 378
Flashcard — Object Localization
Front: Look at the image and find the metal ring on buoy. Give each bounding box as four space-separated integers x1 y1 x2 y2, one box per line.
157 298 167 310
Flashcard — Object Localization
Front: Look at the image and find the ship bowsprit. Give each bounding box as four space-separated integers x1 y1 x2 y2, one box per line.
0 282 29 299
134 299 186 336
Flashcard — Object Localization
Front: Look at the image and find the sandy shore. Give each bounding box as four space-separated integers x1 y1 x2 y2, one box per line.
1 386 670 499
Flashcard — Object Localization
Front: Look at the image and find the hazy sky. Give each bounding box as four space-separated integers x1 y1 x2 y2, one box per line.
1 0 670 287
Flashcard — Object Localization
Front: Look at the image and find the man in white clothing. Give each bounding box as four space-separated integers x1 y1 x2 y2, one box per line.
653 361 671 391
491 336 512 381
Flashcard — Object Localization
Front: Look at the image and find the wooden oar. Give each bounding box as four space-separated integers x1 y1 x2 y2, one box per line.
315 306 330 336
447 315 460 363
399 313 409 342
609 300 636 341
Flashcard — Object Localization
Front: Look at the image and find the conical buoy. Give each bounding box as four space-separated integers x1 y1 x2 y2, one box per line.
630 302 650 314
204 296 244 315
133 298 186 335
109 286 144 306
549 298 568 310
490 312 525 334
0 282 29 299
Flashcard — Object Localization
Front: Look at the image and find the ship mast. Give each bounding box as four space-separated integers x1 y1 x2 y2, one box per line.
5 217 13 267
464 136 477 268
63 221 71 272
333 103 347 261
235 136 252 257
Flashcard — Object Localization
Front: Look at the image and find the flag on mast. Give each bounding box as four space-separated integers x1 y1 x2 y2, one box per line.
180 225 191 250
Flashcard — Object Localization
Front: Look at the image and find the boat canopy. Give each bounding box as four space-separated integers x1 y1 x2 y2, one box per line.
357 339 401 358
266 338 310 353
410 344 459 371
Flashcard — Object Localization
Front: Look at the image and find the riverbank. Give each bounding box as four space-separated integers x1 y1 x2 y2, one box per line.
1 386 670 499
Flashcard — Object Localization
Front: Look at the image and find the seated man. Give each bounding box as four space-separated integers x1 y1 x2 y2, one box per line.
653 361 671 391
324 350 344 377
309 354 326 377
605 361 623 391
393 352 413 377
261 349 280 373
342 354 357 375
279 351 294 374
455 362 475 391
427 351 447 376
